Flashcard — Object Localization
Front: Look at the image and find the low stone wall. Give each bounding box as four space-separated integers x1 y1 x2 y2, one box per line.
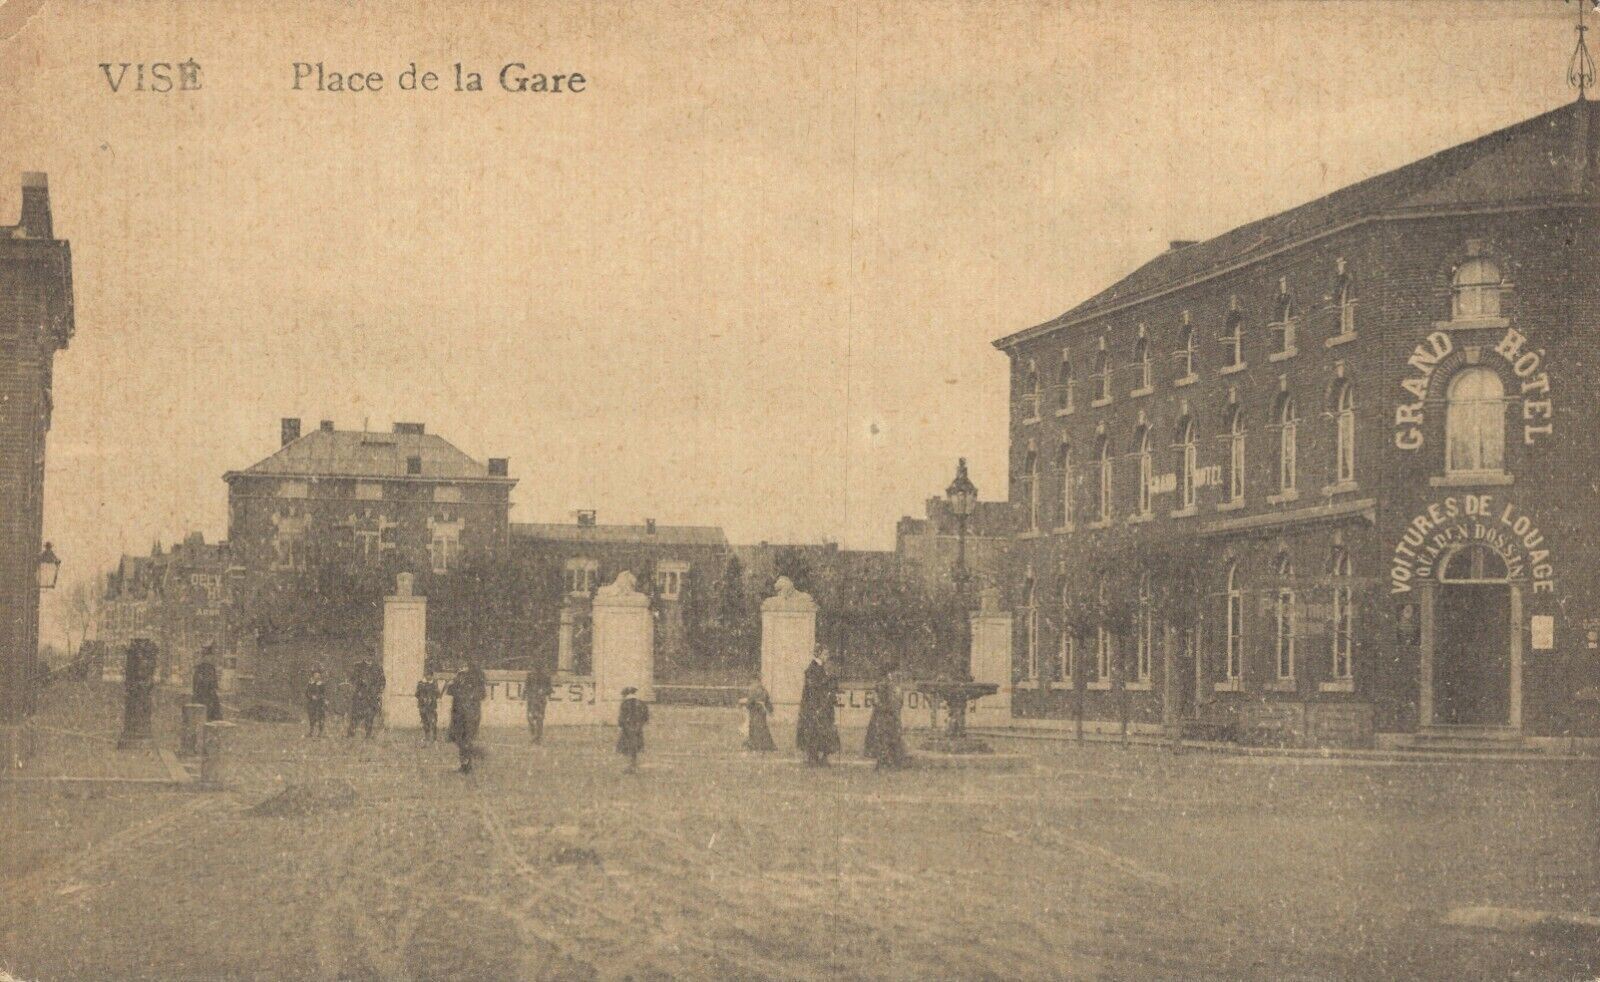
436 671 606 727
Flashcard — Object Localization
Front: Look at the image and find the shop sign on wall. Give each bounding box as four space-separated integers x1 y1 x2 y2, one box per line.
1393 327 1554 450
1388 495 1555 594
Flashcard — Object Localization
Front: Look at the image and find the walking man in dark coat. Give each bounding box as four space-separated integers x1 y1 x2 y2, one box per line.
796 650 841 766
305 668 328 738
447 660 488 773
414 671 441 743
524 662 553 744
192 658 223 721
616 687 649 773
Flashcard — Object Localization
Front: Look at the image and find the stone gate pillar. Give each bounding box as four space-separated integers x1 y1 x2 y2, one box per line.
593 571 654 707
382 573 427 728
968 587 1013 725
761 577 818 722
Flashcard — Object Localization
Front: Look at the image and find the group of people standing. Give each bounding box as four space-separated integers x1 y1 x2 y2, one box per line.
762 650 908 770
302 659 386 739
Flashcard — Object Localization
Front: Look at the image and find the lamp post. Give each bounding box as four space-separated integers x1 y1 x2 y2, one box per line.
945 459 978 680
37 542 60 591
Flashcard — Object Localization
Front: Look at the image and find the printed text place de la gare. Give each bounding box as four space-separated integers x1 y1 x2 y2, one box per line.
293 62 586 93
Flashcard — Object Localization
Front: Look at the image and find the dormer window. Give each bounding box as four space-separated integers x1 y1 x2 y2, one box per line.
1452 258 1503 321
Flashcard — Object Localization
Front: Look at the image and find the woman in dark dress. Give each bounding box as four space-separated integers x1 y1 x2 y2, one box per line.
863 661 908 770
741 682 776 751
616 687 650 772
796 651 841 766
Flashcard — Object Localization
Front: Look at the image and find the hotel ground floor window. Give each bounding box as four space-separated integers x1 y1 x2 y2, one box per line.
1331 550 1354 681
1056 583 1072 682
1022 574 1039 680
1274 553 1295 680
1135 573 1153 682
1224 563 1242 681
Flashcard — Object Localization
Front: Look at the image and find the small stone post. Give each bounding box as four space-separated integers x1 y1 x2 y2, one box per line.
760 577 818 722
593 571 654 708
968 588 1013 726
181 703 208 757
382 573 427 729
117 639 158 750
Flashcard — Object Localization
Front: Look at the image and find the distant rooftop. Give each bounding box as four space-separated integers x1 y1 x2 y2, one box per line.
227 422 513 483
512 521 728 548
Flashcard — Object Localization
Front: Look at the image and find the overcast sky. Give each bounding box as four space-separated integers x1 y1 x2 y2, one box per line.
4 0 1581 640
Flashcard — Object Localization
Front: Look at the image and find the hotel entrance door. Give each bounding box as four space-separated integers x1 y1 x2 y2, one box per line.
1432 546 1512 727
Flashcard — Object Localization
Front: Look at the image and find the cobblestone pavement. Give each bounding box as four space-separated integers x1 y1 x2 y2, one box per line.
2 686 1599 980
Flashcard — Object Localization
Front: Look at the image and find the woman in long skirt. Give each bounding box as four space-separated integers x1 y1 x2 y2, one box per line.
863 662 908 770
741 682 777 751
616 687 649 773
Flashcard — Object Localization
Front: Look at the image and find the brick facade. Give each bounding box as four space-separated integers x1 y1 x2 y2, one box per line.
995 102 1600 748
0 174 72 724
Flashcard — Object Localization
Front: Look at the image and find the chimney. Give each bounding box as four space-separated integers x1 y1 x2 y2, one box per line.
1169 239 1198 251
319 420 335 433
576 509 597 527
487 457 508 477
281 417 302 446
19 172 51 239
394 422 426 435
645 518 657 534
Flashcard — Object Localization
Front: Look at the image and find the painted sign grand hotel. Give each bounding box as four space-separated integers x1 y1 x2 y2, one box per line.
993 100 1599 750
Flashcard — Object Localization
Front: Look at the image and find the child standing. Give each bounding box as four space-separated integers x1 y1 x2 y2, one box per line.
305 669 328 738
616 687 649 773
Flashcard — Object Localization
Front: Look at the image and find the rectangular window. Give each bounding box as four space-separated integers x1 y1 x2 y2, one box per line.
1226 593 1242 680
1136 612 1152 681
1275 590 1295 679
1096 627 1112 681
564 562 597 596
1332 586 1353 680
1057 630 1072 683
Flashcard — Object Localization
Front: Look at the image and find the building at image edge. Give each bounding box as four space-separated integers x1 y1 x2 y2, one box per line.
993 100 1600 751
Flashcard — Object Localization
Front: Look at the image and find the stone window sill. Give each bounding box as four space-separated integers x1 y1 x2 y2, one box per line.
1220 362 1247 377
1022 415 1041 426
1325 332 1358 349
1127 512 1155 525
1319 679 1355 693
1214 679 1242 693
1086 680 1113 691
1321 480 1359 496
1091 396 1113 409
1085 518 1115 531
1434 316 1509 332
1268 348 1298 363
1216 498 1247 513
1125 680 1153 692
1430 472 1513 487
1055 406 1074 418
1053 524 1075 535
1014 680 1041 691
1267 489 1300 505
1050 680 1073 691
1174 373 1199 388
1169 505 1199 519
1267 679 1297 693
1018 529 1043 540
1130 386 1154 399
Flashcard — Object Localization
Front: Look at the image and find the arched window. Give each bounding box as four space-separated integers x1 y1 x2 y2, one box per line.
1445 368 1505 475
1023 572 1039 680
1274 552 1295 681
1223 313 1243 368
1333 380 1355 484
1094 349 1112 403
1226 406 1245 504
1096 435 1114 523
1057 580 1073 683
1224 563 1243 681
1176 416 1197 510
1136 572 1153 682
1057 442 1073 529
1452 258 1502 320
1135 426 1153 517
1096 580 1112 681
1330 548 1353 682
1025 443 1041 530
1134 336 1151 391
1277 394 1298 494
1176 323 1196 379
1057 350 1074 412
1271 293 1295 353
1337 273 1357 335
1022 359 1040 419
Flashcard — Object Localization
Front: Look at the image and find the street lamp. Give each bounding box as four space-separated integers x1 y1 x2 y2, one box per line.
37 542 61 591
945 458 978 679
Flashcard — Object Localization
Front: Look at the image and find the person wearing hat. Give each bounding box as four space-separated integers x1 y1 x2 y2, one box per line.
447 659 488 773
797 648 841 766
616 687 649 773
414 669 442 743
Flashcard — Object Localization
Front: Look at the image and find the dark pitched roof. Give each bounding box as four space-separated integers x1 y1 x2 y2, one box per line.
511 522 728 548
997 99 1600 348
227 428 511 482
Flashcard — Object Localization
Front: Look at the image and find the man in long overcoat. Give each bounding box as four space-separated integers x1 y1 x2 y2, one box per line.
796 650 841 766
191 658 223 721
447 660 488 773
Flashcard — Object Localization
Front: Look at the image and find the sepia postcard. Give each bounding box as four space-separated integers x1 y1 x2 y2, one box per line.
2 1 1599 979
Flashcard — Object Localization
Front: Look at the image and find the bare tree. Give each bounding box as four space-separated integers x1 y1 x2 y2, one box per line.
62 577 101 664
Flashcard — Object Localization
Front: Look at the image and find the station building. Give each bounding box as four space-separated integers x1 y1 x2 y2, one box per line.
993 101 1600 750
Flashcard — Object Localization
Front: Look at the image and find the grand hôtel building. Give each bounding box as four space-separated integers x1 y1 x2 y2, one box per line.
993 101 1599 751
